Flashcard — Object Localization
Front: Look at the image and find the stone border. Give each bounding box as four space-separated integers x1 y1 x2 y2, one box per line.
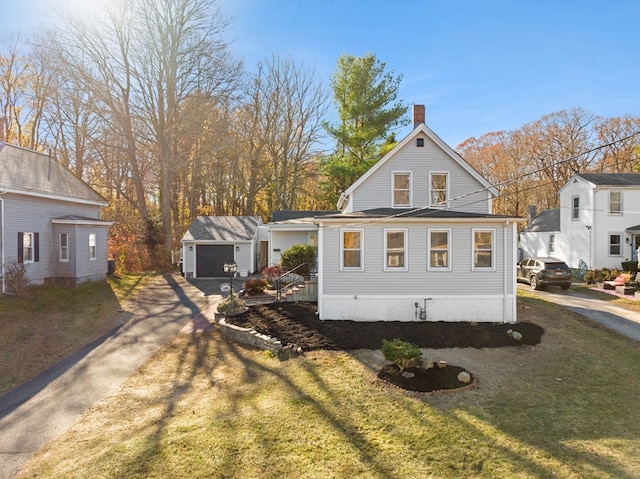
217 317 282 351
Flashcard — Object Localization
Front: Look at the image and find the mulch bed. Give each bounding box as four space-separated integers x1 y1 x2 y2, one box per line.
226 301 544 351
377 364 475 393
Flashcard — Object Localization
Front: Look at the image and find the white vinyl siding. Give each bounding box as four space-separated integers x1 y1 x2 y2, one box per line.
384 229 407 271
429 172 449 207
609 191 622 215
392 172 411 207
341 229 363 271
428 229 451 270
59 233 69 262
472 229 495 270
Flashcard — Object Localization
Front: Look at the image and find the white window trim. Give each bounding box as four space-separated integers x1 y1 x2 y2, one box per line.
384 228 408 272
608 232 623 256
429 171 449 208
548 234 556 255
340 228 364 271
391 171 412 208
608 191 622 215
428 228 451 271
23 232 35 264
59 233 69 262
572 195 580 220
472 228 495 271
89 233 97 261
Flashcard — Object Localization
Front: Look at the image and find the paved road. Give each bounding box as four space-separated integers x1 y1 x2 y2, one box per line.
518 284 640 342
0 274 214 479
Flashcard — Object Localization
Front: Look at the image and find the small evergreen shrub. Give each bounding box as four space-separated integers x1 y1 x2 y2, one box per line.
381 339 423 373
217 296 246 315
243 278 268 295
280 244 316 273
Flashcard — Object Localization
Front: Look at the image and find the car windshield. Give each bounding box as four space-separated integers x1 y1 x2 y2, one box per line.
544 262 568 270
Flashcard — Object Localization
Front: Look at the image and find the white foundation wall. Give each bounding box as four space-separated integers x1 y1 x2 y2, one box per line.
319 294 517 323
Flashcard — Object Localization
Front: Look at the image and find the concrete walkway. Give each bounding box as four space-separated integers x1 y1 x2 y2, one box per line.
518 284 640 342
0 274 215 479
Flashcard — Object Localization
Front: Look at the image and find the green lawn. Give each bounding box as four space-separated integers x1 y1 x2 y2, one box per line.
17 293 640 479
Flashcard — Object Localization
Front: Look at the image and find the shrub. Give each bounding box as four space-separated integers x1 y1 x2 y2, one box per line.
5 261 31 297
217 296 246 315
262 265 283 285
280 244 316 273
381 339 423 373
243 278 268 295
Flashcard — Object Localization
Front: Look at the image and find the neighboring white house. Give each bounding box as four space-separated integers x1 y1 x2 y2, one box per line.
315 105 523 323
519 174 640 270
0 142 112 291
181 216 262 278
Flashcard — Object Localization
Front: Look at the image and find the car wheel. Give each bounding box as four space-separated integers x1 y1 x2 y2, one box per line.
530 275 543 290
561 284 570 290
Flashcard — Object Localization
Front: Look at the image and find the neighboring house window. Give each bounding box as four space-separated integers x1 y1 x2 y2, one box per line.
609 234 622 255
341 229 363 270
89 233 97 260
428 229 451 270
430 172 448 207
548 234 556 255
572 196 580 220
609 191 622 215
472 229 494 270
60 233 69 262
18 232 39 264
392 172 411 207
385 229 407 271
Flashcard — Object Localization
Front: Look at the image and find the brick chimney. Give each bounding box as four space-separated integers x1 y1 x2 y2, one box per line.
413 104 425 128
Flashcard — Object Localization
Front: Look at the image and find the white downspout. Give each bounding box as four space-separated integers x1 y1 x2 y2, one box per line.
0 190 5 294
504 221 509 323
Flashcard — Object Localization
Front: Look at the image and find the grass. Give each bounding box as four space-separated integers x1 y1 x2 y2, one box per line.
0 273 153 395
16 292 640 479
571 284 640 314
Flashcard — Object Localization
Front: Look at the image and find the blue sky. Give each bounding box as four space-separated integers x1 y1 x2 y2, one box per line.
2 0 639 148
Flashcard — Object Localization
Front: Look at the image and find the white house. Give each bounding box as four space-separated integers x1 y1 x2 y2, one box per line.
0 142 112 291
315 105 523 323
519 174 640 270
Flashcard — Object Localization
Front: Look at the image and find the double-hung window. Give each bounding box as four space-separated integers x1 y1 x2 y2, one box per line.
609 234 622 255
548 234 556 255
60 233 69 262
430 172 448 207
341 229 363 270
89 233 97 260
572 196 580 220
428 229 450 270
609 191 622 215
384 229 407 271
392 172 411 207
472 229 494 270
18 232 39 264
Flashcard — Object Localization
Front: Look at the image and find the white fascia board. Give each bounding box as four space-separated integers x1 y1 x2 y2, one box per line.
51 218 113 226
2 187 108 207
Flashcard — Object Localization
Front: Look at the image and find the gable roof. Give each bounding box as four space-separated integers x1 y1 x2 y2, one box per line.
521 208 560 233
576 173 640 187
182 216 262 242
341 123 498 199
0 142 107 205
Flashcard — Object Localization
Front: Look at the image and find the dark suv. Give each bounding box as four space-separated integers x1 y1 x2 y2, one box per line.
517 257 572 290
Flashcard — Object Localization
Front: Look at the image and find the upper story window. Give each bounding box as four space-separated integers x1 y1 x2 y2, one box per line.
430 172 448 207
89 233 97 260
548 234 556 255
609 191 622 215
472 229 495 270
60 233 69 262
572 196 580 220
385 229 407 271
428 229 451 270
392 172 411 207
416 138 425 147
341 229 363 270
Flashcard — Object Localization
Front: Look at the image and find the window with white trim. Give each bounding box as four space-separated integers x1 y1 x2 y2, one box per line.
89 233 97 260
392 172 411 207
341 229 363 270
472 229 494 270
609 233 622 255
22 232 35 263
430 172 448 207
572 196 580 220
548 234 556 255
428 229 450 270
609 191 622 215
384 229 407 270
60 233 69 262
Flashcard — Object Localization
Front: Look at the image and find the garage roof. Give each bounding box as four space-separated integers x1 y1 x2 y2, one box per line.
182 216 262 242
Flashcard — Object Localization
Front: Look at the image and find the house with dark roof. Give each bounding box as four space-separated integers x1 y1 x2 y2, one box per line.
0 142 112 291
519 174 640 270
